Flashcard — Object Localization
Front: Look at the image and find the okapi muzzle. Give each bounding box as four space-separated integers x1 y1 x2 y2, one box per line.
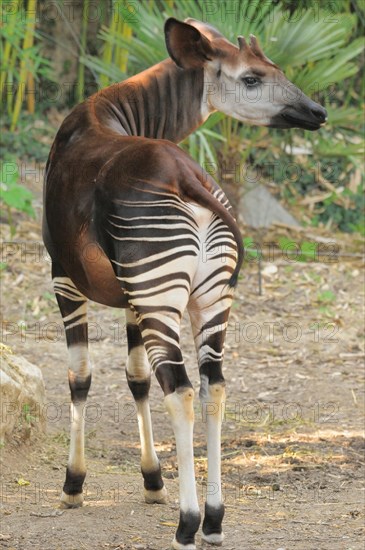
43 16 327 550
269 84 328 131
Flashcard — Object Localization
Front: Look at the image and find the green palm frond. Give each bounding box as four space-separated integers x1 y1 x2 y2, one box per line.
314 136 364 157
325 106 363 129
293 38 364 93
79 0 363 164
80 55 125 83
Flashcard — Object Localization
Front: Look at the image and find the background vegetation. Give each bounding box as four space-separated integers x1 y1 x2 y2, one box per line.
1 0 364 235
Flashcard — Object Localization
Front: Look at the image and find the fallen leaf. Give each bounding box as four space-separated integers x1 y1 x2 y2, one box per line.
16 478 30 486
159 521 178 527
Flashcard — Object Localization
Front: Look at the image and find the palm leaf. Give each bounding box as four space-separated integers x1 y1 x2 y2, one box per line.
79 0 363 164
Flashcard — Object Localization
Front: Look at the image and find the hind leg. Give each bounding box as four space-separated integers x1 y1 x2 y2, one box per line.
125 308 167 504
129 301 200 549
188 235 236 544
188 295 232 545
52 263 91 508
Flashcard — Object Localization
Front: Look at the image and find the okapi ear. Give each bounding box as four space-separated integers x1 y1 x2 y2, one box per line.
184 18 224 41
164 18 215 69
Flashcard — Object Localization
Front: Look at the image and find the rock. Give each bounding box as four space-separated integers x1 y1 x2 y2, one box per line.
0 347 45 443
240 183 300 228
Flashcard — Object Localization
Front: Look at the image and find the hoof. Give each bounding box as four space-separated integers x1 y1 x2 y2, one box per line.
144 486 168 504
171 537 196 550
202 532 224 546
60 491 83 509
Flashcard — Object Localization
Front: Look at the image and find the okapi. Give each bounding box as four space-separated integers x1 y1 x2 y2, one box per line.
43 18 327 549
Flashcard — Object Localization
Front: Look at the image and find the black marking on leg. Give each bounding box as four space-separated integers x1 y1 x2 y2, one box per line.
175 510 201 546
202 502 225 536
126 322 143 352
69 373 92 402
63 467 86 496
199 360 225 385
142 464 164 491
65 323 88 347
127 377 151 401
155 363 192 395
198 315 228 386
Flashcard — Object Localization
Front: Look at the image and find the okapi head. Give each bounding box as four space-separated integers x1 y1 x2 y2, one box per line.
165 17 327 131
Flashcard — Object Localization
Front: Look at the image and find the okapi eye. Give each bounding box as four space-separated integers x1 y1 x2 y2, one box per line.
242 76 260 87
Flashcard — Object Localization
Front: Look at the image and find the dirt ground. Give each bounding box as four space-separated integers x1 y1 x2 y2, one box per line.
0 167 364 550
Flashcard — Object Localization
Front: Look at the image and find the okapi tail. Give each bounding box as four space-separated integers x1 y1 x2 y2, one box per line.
180 170 244 288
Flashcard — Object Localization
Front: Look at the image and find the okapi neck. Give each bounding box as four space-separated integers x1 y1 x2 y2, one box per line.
90 60 205 144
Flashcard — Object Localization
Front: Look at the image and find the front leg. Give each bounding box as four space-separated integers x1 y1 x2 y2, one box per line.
125 308 167 504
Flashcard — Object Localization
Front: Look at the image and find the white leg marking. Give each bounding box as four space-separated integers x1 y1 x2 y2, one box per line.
60 344 90 508
164 388 199 515
68 343 91 380
200 375 225 508
128 342 150 379
67 343 91 477
201 533 224 545
60 491 84 508
200 375 225 545
136 398 168 504
68 401 86 473
127 342 159 473
60 401 86 508
171 540 196 550
136 397 159 472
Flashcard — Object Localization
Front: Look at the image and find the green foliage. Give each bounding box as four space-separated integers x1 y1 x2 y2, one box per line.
316 288 337 317
22 404 37 425
0 112 53 162
0 0 53 130
275 142 364 234
313 184 365 235
84 1 363 127
317 289 336 304
2 0 362 235
243 237 260 261
0 160 35 237
242 237 324 262
278 238 319 262
79 1 364 235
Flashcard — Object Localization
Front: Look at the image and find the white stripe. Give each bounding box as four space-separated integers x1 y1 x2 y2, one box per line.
62 303 87 323
106 230 199 244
